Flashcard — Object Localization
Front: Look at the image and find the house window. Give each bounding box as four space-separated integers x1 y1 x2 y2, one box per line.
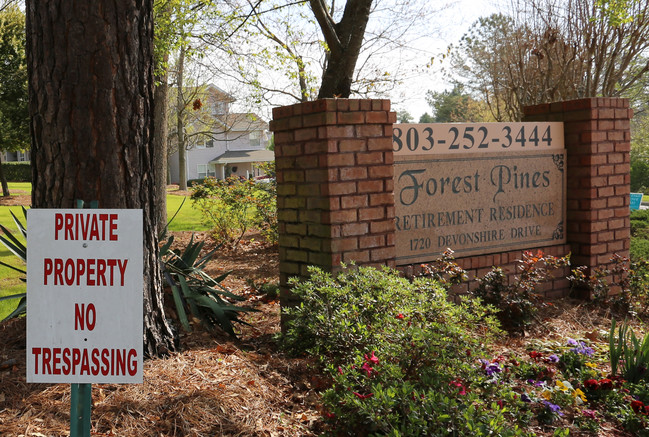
196 138 206 149
197 164 208 179
206 139 214 148
249 131 261 148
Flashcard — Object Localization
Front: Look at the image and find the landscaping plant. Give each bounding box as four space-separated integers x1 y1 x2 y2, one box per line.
0 206 26 322
159 232 256 337
191 175 277 246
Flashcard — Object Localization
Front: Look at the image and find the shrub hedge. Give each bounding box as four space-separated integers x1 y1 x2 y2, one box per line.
1 162 30 182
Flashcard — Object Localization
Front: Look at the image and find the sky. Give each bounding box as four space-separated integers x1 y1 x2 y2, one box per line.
392 0 503 119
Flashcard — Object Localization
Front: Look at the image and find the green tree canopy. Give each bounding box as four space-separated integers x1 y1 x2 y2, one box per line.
425 84 495 122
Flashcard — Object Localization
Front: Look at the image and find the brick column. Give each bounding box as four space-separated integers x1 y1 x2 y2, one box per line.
523 98 631 273
270 99 396 303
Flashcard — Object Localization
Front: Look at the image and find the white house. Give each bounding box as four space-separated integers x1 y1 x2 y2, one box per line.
1 149 30 162
168 84 273 184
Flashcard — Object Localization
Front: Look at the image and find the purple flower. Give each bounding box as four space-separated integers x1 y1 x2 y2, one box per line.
547 354 559 363
521 393 532 403
567 338 578 346
485 362 502 377
542 401 563 416
570 341 594 356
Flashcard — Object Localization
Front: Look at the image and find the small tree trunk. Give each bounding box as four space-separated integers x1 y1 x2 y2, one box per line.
0 154 9 197
176 45 187 191
153 62 169 233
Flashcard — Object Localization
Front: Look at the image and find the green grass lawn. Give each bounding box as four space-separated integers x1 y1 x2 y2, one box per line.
0 183 208 320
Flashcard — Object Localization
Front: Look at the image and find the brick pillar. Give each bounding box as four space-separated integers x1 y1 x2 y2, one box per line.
523 98 631 273
270 99 396 304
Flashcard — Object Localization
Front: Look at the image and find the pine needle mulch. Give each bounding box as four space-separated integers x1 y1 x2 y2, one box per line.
0 305 322 437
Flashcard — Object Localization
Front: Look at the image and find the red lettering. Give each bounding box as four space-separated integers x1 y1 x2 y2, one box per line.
54 214 63 240
99 214 109 240
101 349 110 376
76 259 85 286
64 213 74 240
91 349 100 376
42 348 52 374
127 349 137 376
89 216 99 240
109 214 118 241
72 348 81 371
86 259 96 286
54 258 63 285
52 347 61 375
118 259 128 286
44 258 53 285
80 349 90 375
32 348 42 374
64 259 75 286
62 348 71 375
96 259 106 286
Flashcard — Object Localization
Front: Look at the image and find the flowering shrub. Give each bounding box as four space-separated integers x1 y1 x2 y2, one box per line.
422 249 570 334
280 265 533 435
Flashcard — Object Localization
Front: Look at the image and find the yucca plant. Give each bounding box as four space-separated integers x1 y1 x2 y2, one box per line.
0 206 27 322
160 233 256 337
609 318 649 383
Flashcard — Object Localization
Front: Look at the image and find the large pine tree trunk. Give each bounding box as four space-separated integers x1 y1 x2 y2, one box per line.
25 0 177 357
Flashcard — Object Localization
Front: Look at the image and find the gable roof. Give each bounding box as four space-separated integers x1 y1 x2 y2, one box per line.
209 150 275 164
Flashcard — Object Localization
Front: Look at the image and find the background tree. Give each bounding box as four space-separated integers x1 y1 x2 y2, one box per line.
418 112 434 123
449 0 649 120
209 0 446 107
26 0 176 356
396 109 413 123
425 84 495 122
0 4 28 197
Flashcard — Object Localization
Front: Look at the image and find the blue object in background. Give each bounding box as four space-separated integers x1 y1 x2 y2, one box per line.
630 193 643 210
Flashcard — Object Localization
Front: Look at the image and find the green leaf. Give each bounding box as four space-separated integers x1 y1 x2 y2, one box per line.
1 296 26 323
170 283 191 332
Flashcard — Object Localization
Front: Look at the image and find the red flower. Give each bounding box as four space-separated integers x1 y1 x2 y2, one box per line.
353 392 374 400
496 400 505 409
529 351 543 361
631 400 644 413
337 366 344 375
361 362 375 377
365 351 379 365
396 313 405 319
449 379 467 395
583 379 599 390
598 378 613 390
324 411 335 419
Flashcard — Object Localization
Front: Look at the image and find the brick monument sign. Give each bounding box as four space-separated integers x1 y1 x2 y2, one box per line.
271 98 631 303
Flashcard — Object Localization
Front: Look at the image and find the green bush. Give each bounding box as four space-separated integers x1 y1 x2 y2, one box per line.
191 176 277 246
1 162 30 182
280 265 533 436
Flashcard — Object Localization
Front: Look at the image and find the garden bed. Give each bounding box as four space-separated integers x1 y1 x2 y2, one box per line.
0 231 646 436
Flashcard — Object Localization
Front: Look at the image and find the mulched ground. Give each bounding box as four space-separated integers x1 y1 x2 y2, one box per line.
0 189 642 436
0 229 325 437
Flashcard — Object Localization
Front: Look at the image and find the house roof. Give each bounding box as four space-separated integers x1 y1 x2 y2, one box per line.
215 112 267 132
209 149 275 164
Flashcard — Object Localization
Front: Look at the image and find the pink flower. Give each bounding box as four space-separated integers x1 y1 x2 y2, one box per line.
361 362 375 377
365 351 379 365
582 409 597 419
449 379 466 395
337 366 344 375
353 392 374 400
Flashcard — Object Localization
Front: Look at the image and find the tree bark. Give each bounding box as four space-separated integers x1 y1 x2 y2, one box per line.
25 0 177 357
153 59 169 234
176 45 187 191
309 0 373 98
0 153 8 197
